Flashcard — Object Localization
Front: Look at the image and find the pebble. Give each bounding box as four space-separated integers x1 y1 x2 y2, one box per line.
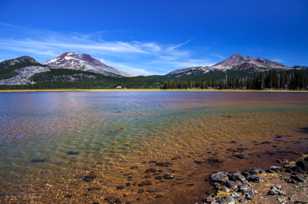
296 159 308 171
270 165 282 172
194 160 204 165
146 187 158 193
267 185 285 196
229 172 246 183
116 185 126 190
138 180 152 186
207 158 223 165
155 161 172 167
137 188 144 193
31 158 46 163
290 174 305 183
105 196 121 204
163 173 175 180
246 175 260 183
144 167 157 174
225 180 237 190
80 175 96 182
233 153 247 159
66 150 79 155
217 195 236 204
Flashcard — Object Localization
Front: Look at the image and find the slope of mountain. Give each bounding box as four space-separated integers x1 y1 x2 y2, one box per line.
0 66 50 85
167 66 210 77
166 54 288 79
0 56 42 79
0 56 51 85
212 54 286 71
47 52 125 77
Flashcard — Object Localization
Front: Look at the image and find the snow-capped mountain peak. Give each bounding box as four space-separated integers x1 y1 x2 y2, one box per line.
211 54 286 71
46 52 125 77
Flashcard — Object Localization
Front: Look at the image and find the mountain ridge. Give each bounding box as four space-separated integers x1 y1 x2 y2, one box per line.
0 53 307 88
211 54 286 71
168 54 289 77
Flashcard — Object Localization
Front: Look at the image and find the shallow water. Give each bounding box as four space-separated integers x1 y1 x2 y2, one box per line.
0 91 308 203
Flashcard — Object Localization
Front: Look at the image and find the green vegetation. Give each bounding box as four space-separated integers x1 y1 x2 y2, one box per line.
0 64 308 90
161 69 308 90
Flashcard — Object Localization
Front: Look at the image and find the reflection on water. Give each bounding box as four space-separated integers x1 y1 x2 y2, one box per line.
0 91 308 203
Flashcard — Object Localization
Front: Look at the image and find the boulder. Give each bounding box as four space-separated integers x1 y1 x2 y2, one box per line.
246 175 260 183
210 171 229 184
229 172 246 183
296 158 308 172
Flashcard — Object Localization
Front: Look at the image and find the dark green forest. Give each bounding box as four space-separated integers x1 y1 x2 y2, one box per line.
161 69 308 90
1 68 308 90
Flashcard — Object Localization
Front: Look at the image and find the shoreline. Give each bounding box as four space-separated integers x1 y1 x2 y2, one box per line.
1 88 308 93
203 154 308 203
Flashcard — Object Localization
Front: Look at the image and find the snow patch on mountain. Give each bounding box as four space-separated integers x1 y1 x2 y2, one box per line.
168 66 210 76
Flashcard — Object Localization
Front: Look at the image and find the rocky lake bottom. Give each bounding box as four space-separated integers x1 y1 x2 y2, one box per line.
0 92 308 203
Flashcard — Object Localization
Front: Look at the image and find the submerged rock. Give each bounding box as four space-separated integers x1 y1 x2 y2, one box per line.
137 188 144 193
146 187 159 193
229 172 246 183
232 153 247 159
116 184 126 190
296 158 308 172
81 175 96 182
163 173 175 180
194 160 205 165
288 174 305 183
214 195 236 204
154 175 163 180
207 158 223 165
155 161 172 167
246 175 260 183
238 183 254 200
144 167 157 174
105 196 122 204
31 158 46 163
210 171 229 184
66 150 79 155
269 165 282 172
138 180 152 186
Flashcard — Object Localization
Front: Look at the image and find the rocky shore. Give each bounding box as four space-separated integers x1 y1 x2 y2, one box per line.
203 154 308 204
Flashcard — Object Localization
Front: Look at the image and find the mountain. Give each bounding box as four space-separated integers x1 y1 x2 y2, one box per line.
212 54 286 71
167 66 210 77
46 52 125 77
0 56 49 85
167 54 288 79
0 56 41 72
0 53 307 90
0 53 126 85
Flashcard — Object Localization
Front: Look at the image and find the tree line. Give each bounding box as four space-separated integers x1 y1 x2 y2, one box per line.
161 69 308 90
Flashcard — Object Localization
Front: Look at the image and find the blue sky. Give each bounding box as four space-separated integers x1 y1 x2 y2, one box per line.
0 0 308 75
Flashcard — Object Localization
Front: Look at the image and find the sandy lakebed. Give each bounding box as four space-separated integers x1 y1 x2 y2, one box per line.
0 91 307 204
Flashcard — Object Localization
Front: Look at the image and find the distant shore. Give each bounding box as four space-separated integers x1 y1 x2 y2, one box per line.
1 88 308 93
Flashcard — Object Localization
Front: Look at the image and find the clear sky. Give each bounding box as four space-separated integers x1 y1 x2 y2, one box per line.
0 0 307 75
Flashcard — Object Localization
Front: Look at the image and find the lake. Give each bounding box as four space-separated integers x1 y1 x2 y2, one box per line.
0 91 308 203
